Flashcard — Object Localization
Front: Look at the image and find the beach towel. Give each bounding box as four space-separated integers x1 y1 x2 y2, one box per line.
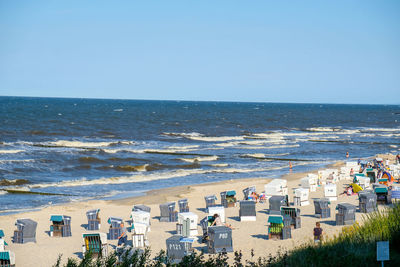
350 183 363 193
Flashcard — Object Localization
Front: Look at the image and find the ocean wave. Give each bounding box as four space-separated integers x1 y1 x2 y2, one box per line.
252 132 326 141
0 178 30 186
252 133 285 139
2 186 31 191
96 162 201 172
359 127 400 132
28 169 208 188
162 132 245 142
115 164 149 172
0 159 34 164
360 134 375 137
25 165 286 189
215 142 236 147
162 132 203 138
179 155 219 163
377 133 400 137
304 128 362 135
102 146 199 155
144 150 213 156
78 156 106 163
75 165 92 170
249 144 300 150
306 127 343 132
232 146 267 150
211 163 229 167
239 140 286 146
253 130 362 142
101 148 132 154
242 153 266 159
49 140 114 148
168 145 200 150
216 139 287 148
221 144 297 150
7 159 324 190
0 149 24 154
107 157 149 164
44 140 134 148
188 135 245 142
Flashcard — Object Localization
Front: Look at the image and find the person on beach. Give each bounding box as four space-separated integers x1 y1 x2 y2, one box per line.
340 185 353 196
210 213 233 229
313 222 323 243
327 172 335 183
289 161 293 170
397 154 400 164
350 168 354 176
117 223 128 246
318 172 322 186
346 152 349 158
250 191 259 202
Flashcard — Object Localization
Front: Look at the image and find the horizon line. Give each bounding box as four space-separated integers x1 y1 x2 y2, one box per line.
1 94 399 106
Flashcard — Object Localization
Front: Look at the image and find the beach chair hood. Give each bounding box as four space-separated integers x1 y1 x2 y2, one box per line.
107 217 123 224
268 216 283 224
86 209 100 217
50 215 64 222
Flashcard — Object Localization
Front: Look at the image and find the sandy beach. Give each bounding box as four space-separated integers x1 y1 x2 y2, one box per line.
0 155 396 266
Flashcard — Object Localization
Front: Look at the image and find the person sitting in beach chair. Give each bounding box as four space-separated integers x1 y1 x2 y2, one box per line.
259 193 266 203
117 223 128 247
313 222 323 244
326 172 335 184
248 191 259 202
210 214 233 229
340 185 353 196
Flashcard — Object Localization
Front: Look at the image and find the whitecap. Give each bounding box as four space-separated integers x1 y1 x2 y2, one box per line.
179 155 219 163
47 140 134 148
211 163 229 167
0 149 24 154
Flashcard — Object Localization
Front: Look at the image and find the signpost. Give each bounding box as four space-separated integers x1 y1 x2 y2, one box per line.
377 241 389 266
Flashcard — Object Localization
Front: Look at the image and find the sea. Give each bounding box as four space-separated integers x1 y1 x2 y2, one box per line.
1 96 399 214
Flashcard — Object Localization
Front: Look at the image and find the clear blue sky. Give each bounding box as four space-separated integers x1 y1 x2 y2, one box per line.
0 1 399 104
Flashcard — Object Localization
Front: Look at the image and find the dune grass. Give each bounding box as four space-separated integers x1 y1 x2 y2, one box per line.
266 202 400 267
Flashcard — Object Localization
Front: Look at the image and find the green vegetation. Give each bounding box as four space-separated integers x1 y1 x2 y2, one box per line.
54 203 400 266
266 202 400 267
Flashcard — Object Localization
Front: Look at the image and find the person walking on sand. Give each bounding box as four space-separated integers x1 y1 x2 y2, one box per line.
313 222 323 244
117 223 128 246
289 161 293 170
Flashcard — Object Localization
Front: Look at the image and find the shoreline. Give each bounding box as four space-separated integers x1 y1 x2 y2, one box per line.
0 159 337 217
1 154 395 266
111 158 346 205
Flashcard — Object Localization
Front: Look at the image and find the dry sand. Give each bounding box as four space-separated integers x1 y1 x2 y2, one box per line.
0 156 395 266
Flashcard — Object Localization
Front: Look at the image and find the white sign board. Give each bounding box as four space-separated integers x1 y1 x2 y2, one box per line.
377 241 389 261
